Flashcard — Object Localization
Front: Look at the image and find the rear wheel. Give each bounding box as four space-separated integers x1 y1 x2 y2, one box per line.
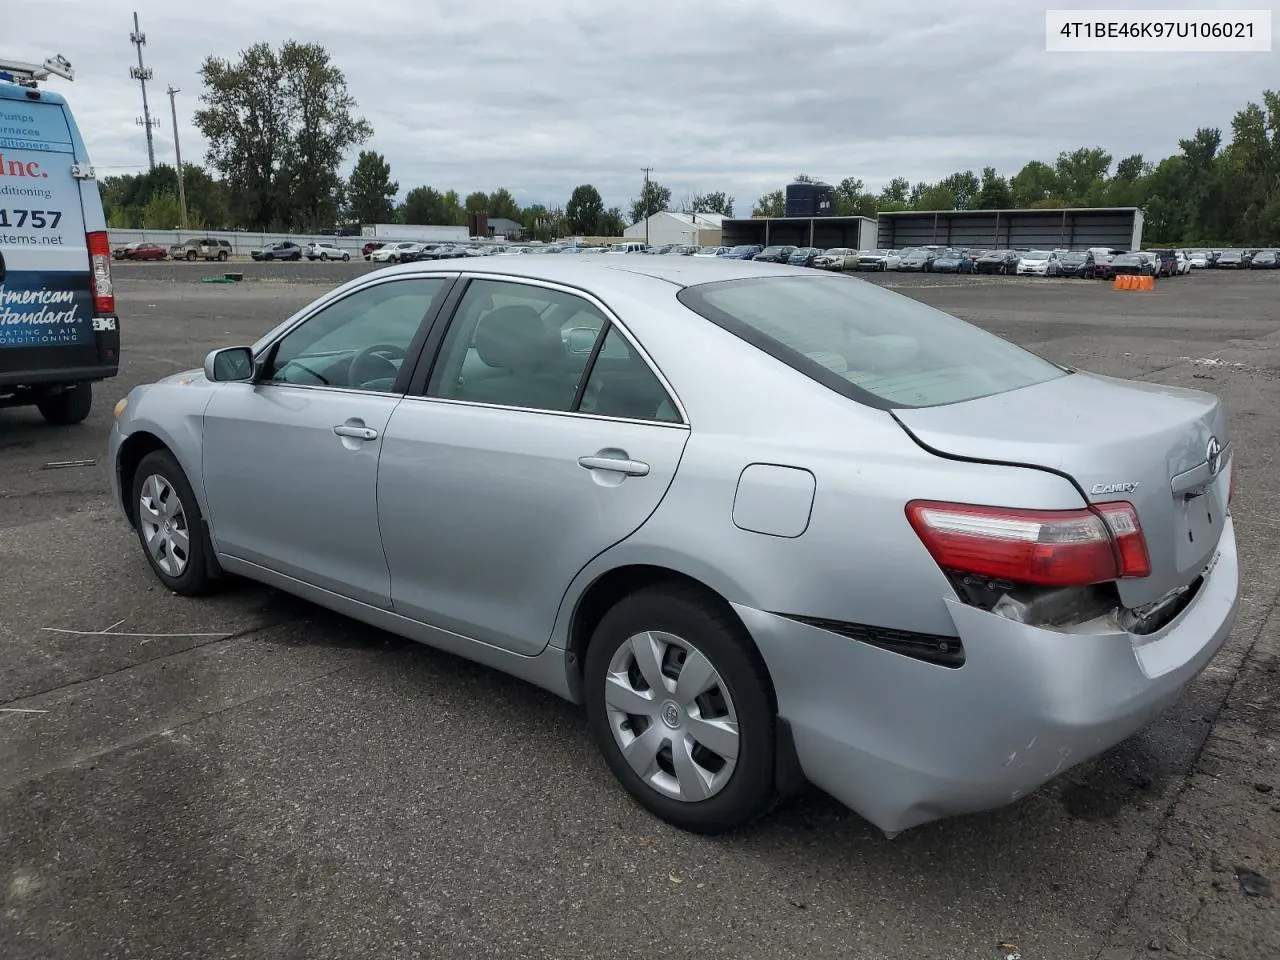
131 450 215 596
584 585 776 834
36 382 92 425
218 250 228 262
342 253 350 261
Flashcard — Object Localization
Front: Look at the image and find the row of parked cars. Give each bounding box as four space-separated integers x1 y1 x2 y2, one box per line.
111 238 356 262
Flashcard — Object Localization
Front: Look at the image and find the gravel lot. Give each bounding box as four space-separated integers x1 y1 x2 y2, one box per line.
2 264 1278 960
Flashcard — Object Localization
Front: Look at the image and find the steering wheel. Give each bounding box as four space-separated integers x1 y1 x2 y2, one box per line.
348 343 407 388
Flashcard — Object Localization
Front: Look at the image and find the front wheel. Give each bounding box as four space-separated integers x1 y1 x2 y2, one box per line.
131 450 216 596
342 253 351 262
36 382 92 425
217 250 228 262
584 585 777 834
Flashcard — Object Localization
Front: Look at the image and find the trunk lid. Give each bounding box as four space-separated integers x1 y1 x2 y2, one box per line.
893 371 1230 607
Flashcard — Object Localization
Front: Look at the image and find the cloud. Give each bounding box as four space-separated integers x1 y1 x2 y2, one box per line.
12 0 1274 213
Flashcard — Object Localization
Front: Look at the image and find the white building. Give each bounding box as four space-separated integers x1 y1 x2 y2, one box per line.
624 211 726 248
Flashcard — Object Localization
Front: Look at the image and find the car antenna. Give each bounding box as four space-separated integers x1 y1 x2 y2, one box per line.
0 55 75 88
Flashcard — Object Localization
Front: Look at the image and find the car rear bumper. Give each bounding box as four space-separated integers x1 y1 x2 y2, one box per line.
735 516 1238 834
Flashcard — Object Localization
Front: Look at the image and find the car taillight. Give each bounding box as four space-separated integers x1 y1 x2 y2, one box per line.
905 500 1150 588
87 231 115 314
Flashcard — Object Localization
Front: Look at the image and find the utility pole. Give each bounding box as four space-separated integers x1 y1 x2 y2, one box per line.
641 166 652 245
167 85 188 229
129 11 158 170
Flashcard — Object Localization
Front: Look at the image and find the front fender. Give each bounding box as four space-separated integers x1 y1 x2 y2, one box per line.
112 382 216 521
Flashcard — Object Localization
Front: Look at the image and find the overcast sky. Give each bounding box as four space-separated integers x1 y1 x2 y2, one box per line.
14 0 1276 213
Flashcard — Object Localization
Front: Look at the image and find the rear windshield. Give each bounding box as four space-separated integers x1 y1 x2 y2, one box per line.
677 276 1066 409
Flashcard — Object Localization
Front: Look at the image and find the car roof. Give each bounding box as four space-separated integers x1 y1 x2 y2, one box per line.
372 252 813 292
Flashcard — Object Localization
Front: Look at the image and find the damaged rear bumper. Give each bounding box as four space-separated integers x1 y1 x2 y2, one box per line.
735 516 1239 834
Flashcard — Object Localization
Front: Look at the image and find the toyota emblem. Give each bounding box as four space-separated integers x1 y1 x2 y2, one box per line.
1206 436 1223 476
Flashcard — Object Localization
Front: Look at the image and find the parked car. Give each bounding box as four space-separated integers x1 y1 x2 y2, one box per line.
898 248 942 272
1108 253 1154 277
721 244 764 261
370 242 422 263
1146 250 1178 277
1175 251 1193 275
110 257 1240 838
693 246 729 258
930 249 975 274
787 247 822 268
1015 250 1056 277
1186 250 1210 269
116 242 169 262
251 241 303 262
813 248 855 271
1090 251 1120 280
753 245 797 263
1249 249 1278 269
112 241 140 260
1215 250 1246 269
975 250 1019 275
1048 251 1095 278
171 237 233 262
362 241 385 260
854 249 902 272
305 241 351 262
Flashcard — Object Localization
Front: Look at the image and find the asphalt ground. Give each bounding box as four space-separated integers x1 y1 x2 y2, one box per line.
2 263 1278 960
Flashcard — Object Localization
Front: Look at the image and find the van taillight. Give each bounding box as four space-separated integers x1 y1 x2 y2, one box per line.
906 500 1151 588
87 231 114 315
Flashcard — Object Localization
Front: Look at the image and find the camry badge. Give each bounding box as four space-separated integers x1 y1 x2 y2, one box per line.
1092 481 1140 495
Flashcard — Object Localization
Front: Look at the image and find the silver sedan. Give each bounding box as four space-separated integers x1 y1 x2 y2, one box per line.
108 257 1240 835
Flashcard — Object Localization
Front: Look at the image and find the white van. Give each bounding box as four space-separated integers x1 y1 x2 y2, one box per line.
0 55 118 425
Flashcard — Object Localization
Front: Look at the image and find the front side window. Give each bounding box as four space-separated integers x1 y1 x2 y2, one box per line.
678 275 1065 409
265 278 447 391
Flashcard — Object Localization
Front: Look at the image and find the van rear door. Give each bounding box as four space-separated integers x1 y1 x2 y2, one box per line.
0 87 109 387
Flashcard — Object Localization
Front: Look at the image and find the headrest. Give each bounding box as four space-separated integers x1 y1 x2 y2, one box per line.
474 306 563 369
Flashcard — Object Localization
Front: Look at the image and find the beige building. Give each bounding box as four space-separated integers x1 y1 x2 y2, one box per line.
624 211 726 248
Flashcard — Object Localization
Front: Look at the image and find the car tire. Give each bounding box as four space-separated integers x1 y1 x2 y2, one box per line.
320 253 329 261
36 382 92 425
218 250 228 262
130 449 216 597
185 250 196 262
342 253 351 261
584 584 777 835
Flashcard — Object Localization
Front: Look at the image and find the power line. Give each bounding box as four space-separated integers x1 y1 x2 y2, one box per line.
129 11 158 170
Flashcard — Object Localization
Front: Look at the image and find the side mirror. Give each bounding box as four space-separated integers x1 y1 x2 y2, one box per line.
564 327 599 355
204 346 255 383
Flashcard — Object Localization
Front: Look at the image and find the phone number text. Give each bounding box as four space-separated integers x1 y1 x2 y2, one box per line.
0 209 63 229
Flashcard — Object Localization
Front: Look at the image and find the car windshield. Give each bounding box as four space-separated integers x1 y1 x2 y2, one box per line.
729 245 757 254
1025 250 1051 259
678 276 1066 409
1113 254 1141 264
1060 252 1086 262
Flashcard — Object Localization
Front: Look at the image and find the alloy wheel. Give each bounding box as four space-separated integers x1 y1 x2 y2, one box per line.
138 474 190 577
603 631 740 802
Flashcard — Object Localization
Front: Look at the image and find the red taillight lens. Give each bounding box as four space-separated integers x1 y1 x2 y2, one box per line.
87 231 115 315
906 500 1150 588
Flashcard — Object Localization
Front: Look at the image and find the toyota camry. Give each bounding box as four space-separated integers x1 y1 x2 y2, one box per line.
108 257 1240 836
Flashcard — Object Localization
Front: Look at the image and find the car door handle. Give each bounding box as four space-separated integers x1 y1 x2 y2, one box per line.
333 424 378 441
578 455 649 477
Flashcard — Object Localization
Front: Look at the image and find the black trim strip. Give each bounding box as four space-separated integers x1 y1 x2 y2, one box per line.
570 320 610 412
776 613 965 668
402 276 467 396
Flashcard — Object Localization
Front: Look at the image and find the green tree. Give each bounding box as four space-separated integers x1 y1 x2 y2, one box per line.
346 150 397 226
833 176 879 217
1053 147 1112 204
565 184 605 235
876 177 910 211
195 40 371 231
141 192 183 229
599 207 626 237
752 189 785 217
909 181 956 210
441 190 465 225
688 191 734 217
465 191 490 214
487 188 521 221
974 166 1014 209
938 170 980 210
400 185 444 224
630 179 672 225
1010 161 1058 207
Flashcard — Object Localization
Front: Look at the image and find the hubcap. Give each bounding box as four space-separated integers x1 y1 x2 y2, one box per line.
604 631 740 803
138 474 190 577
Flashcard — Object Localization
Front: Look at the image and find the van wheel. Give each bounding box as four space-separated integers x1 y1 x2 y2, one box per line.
131 450 215 596
218 250 228 262
584 585 776 834
37 383 92 425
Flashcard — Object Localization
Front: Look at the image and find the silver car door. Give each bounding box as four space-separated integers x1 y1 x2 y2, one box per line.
201 275 453 608
377 277 689 655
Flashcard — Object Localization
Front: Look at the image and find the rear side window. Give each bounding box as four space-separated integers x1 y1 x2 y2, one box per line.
677 276 1066 409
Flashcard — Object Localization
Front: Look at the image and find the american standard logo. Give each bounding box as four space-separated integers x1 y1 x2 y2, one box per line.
1092 481 1140 495
0 285 80 324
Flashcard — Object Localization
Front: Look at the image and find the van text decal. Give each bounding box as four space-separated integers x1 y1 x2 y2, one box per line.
0 275 92 347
